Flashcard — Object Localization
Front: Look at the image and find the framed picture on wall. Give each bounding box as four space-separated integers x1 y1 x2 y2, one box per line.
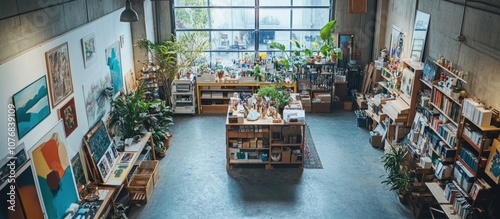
12 76 51 139
46 42 74 107
338 33 354 66
58 97 78 137
390 26 405 60
81 33 96 69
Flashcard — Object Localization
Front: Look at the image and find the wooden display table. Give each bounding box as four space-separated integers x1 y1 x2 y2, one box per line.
196 82 297 114
225 103 305 169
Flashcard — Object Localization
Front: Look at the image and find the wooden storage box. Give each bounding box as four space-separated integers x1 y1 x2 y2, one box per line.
127 174 154 204
134 160 160 186
343 101 353 111
281 148 291 163
312 103 331 113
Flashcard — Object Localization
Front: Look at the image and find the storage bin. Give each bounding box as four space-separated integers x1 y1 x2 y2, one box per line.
127 174 153 205
134 160 160 187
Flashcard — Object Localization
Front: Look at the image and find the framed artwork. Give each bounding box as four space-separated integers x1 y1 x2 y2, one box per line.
124 70 137 93
70 151 89 200
105 41 123 94
30 121 78 219
81 33 96 68
390 26 405 60
486 139 500 184
422 57 438 84
0 162 44 219
338 33 354 66
119 152 136 164
401 68 415 99
0 143 28 185
97 155 111 182
46 42 74 107
58 98 78 137
12 76 51 139
83 72 110 127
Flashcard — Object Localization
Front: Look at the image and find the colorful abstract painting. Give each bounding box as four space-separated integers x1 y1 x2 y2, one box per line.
82 33 96 68
46 42 74 107
30 121 78 219
58 97 78 137
12 76 51 139
83 72 110 127
105 41 123 94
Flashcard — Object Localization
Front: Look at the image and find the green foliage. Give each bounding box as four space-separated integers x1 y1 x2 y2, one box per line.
269 42 291 71
109 83 149 138
148 101 174 152
257 85 290 109
320 20 337 42
176 32 211 73
380 145 416 195
319 20 340 59
175 0 212 29
253 64 263 81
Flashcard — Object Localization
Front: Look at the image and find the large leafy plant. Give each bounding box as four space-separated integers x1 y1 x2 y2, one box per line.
109 83 149 138
269 41 291 71
319 20 342 59
381 145 416 196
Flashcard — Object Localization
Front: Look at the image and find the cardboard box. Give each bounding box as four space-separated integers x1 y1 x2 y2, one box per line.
281 148 291 163
312 102 331 113
314 93 331 103
291 154 298 163
369 131 382 148
343 101 353 111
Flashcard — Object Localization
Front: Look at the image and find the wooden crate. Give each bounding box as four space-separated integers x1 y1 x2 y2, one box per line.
134 160 160 186
127 174 153 205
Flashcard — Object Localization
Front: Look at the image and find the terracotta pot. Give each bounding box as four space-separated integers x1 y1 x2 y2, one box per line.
158 150 166 158
398 194 408 205
163 135 173 150
330 55 337 62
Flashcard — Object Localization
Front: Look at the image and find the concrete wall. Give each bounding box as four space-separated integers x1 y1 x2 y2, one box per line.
0 0 124 64
334 0 377 66
0 9 135 165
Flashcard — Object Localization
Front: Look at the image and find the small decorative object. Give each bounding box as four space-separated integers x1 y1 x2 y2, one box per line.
46 42 74 107
58 98 78 137
271 148 282 162
12 76 51 139
81 33 96 68
246 110 261 121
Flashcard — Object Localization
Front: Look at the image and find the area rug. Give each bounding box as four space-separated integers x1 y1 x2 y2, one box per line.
305 126 323 169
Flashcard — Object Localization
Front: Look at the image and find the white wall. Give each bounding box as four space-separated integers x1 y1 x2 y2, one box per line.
0 10 134 161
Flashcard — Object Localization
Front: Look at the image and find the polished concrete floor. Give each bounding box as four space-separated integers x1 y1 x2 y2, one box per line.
128 111 414 219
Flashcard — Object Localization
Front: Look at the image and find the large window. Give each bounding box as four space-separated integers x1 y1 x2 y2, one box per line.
173 0 332 67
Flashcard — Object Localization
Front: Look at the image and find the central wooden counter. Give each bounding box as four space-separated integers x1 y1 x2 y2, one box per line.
225 108 305 169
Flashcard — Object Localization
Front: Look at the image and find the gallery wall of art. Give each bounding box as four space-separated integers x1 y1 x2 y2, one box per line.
0 9 134 162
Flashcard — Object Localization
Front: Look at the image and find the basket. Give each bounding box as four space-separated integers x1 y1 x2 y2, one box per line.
134 160 160 186
127 174 153 205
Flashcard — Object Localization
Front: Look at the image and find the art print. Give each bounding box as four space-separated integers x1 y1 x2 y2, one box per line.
105 41 123 94
58 98 78 137
46 43 74 107
82 33 96 68
12 76 51 138
84 72 111 127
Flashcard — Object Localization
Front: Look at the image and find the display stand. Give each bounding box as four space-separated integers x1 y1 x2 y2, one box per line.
225 100 305 169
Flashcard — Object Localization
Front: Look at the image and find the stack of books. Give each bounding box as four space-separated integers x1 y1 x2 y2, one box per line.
463 98 493 127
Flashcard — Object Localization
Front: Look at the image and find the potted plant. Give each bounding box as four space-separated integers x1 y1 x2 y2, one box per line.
147 100 174 158
381 145 416 203
137 32 210 105
109 82 149 139
257 85 290 114
269 41 291 71
319 20 342 62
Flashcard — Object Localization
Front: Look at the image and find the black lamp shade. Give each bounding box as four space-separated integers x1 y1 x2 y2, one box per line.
120 0 139 22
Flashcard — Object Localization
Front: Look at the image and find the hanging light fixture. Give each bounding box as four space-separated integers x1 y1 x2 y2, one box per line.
120 0 139 22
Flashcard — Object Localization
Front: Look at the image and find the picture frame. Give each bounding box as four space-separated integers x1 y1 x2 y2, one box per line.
81 33 96 69
71 151 89 200
338 33 354 66
486 139 500 184
12 76 51 139
46 42 74 107
119 152 136 165
390 26 405 60
30 121 79 219
58 97 78 137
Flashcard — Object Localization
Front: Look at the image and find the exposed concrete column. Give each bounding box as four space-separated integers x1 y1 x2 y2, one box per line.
130 0 155 74
373 0 389 59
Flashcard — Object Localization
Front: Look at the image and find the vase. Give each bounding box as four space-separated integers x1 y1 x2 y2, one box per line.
158 150 166 158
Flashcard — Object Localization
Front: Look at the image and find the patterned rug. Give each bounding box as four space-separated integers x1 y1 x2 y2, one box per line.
305 126 323 169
